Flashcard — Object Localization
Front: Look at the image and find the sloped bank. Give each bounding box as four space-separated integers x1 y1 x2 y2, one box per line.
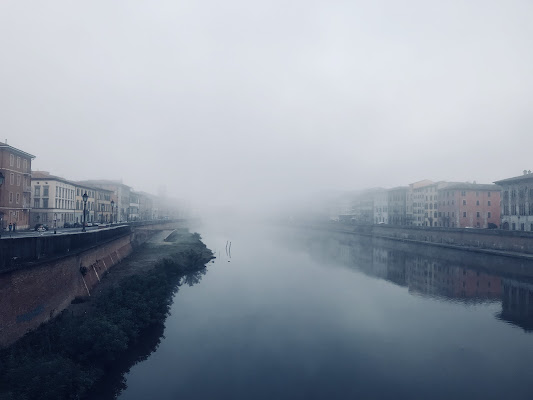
0 230 214 400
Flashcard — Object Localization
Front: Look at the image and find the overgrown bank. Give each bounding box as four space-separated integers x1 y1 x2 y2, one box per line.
0 230 214 400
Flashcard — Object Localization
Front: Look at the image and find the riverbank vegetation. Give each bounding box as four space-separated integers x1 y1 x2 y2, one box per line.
0 233 213 400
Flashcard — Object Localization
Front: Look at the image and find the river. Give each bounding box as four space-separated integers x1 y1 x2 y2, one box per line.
108 222 533 399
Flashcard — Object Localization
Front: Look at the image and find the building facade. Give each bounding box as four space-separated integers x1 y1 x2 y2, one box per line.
373 189 389 224
73 185 97 224
388 187 408 225
77 180 131 223
31 171 76 228
0 143 35 230
437 183 501 228
495 171 533 231
410 180 435 226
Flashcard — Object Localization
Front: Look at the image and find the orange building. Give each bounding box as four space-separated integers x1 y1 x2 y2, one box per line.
0 143 35 230
437 183 501 228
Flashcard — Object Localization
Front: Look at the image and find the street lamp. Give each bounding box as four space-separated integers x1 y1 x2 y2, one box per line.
54 213 57 234
82 192 88 232
111 200 115 224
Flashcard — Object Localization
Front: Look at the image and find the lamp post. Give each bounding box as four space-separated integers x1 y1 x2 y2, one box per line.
82 192 88 232
111 200 114 224
54 213 57 234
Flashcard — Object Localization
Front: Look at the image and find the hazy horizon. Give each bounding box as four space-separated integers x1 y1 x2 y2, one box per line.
2 0 532 212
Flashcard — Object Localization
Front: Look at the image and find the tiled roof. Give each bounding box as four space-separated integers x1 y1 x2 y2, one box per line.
494 173 533 185
0 143 36 158
439 182 500 191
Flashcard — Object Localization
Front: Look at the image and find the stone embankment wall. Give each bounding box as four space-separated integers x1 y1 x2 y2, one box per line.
0 221 181 347
314 223 533 257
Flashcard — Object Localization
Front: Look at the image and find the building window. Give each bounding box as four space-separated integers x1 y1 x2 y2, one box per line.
35 186 40 196
461 191 466 196
512 223 516 230
9 192 13 203
16 193 20 204
43 186 49 197
476 200 479 206
10 173 14 185
512 205 517 215
34 199 40 208
43 199 48 208
463 200 466 205
16 175 21 186
488 192 491 197
488 201 491 206
488 212 491 218
521 223 525 231
463 212 467 218
476 212 480 218
9 154 14 166
16 157 21 168
23 159 27 171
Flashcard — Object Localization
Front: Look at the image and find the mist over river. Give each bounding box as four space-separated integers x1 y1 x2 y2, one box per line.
107 222 533 400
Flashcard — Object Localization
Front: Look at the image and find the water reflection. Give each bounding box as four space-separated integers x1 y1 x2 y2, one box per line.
87 268 209 400
284 229 533 329
498 278 533 332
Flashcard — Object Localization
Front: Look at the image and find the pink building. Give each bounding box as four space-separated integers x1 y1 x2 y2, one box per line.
437 183 501 228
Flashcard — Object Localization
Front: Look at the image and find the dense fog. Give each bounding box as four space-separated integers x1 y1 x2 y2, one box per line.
2 0 532 216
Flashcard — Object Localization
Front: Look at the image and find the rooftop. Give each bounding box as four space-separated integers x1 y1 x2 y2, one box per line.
0 143 36 159
439 182 500 191
494 171 533 185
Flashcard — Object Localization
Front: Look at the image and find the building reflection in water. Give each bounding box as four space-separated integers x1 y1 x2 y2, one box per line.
284 229 533 331
499 278 533 332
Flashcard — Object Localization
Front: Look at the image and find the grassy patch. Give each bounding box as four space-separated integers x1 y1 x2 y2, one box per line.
0 245 213 400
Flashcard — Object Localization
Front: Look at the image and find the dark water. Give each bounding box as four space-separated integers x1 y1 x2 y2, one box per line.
110 223 533 400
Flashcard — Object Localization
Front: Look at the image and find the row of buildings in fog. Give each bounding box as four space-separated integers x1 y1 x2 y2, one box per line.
0 142 188 230
331 170 533 231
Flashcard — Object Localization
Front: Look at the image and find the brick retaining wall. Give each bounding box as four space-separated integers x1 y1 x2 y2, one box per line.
0 220 181 347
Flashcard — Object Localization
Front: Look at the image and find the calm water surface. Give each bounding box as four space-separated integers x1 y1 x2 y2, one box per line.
114 223 533 400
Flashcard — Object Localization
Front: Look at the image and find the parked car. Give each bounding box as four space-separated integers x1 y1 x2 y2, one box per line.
34 223 49 232
73 222 82 228
63 222 73 228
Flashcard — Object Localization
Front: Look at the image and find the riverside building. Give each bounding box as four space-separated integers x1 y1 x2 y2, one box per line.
31 171 76 228
494 171 533 231
0 143 35 230
437 182 500 229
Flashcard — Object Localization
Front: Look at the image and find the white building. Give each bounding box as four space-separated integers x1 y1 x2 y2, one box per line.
31 171 76 228
494 170 533 231
373 189 389 224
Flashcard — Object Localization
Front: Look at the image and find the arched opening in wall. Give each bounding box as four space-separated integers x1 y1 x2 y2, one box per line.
503 222 510 230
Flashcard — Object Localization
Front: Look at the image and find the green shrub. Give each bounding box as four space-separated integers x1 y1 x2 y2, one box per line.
0 245 212 400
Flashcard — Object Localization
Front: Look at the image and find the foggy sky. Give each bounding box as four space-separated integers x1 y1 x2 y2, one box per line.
1 0 532 212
